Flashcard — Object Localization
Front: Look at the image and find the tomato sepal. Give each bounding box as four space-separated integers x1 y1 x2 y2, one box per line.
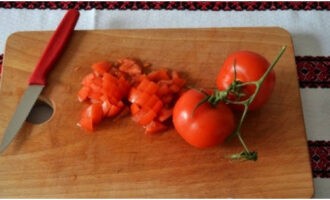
229 151 258 161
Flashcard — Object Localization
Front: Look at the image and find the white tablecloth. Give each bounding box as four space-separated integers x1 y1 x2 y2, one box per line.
0 6 329 198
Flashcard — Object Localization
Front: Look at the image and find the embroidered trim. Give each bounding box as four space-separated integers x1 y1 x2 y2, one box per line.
308 141 330 178
296 56 330 88
0 1 329 11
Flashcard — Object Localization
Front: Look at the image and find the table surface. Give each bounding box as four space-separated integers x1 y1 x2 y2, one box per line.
0 2 329 198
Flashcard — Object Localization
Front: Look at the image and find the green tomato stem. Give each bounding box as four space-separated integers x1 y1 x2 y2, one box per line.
229 46 287 161
257 46 287 85
237 130 250 153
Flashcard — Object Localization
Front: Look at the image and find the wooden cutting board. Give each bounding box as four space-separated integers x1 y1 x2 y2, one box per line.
0 27 313 198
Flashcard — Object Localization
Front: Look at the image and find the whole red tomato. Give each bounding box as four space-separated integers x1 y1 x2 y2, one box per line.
172 89 235 148
216 51 275 111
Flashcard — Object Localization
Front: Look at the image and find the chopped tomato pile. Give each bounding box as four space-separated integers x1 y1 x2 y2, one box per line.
77 58 186 134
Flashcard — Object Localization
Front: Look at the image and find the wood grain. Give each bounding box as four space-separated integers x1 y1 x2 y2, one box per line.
0 28 313 198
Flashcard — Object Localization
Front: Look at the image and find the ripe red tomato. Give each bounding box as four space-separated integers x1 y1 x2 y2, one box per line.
216 51 276 111
172 89 235 148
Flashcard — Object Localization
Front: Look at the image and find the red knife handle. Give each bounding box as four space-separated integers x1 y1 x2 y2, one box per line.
28 9 80 85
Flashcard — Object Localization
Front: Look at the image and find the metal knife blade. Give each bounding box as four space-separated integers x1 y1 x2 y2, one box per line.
0 86 43 152
0 10 80 153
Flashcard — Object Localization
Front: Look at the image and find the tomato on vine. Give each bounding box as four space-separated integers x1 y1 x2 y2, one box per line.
172 89 235 148
216 51 276 111
172 46 287 161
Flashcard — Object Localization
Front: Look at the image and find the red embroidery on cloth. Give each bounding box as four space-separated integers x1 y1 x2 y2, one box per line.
296 56 330 88
0 1 329 10
308 141 330 178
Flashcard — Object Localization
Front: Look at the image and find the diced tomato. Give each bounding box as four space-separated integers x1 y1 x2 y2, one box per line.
81 73 95 86
171 70 179 78
102 72 117 83
118 58 142 76
152 100 164 113
92 61 111 76
107 101 124 117
102 81 122 102
133 109 157 126
128 87 139 104
127 67 186 134
78 103 104 132
137 78 159 95
101 98 112 115
90 81 102 92
101 98 125 117
85 103 104 123
158 107 173 122
117 76 131 97
77 86 91 102
135 92 150 106
88 90 103 103
130 103 141 115
145 95 162 111
77 116 93 132
162 94 174 105
173 77 186 88
131 74 147 85
169 84 181 93
147 69 170 81
77 58 186 134
129 84 162 114
157 83 170 97
144 120 167 134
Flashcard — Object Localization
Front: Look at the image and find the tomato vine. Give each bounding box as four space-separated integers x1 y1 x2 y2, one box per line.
201 46 287 161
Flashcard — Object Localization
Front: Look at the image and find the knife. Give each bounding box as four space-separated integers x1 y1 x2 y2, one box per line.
0 9 80 153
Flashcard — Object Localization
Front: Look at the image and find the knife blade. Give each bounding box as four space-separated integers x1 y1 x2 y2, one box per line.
0 9 80 153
